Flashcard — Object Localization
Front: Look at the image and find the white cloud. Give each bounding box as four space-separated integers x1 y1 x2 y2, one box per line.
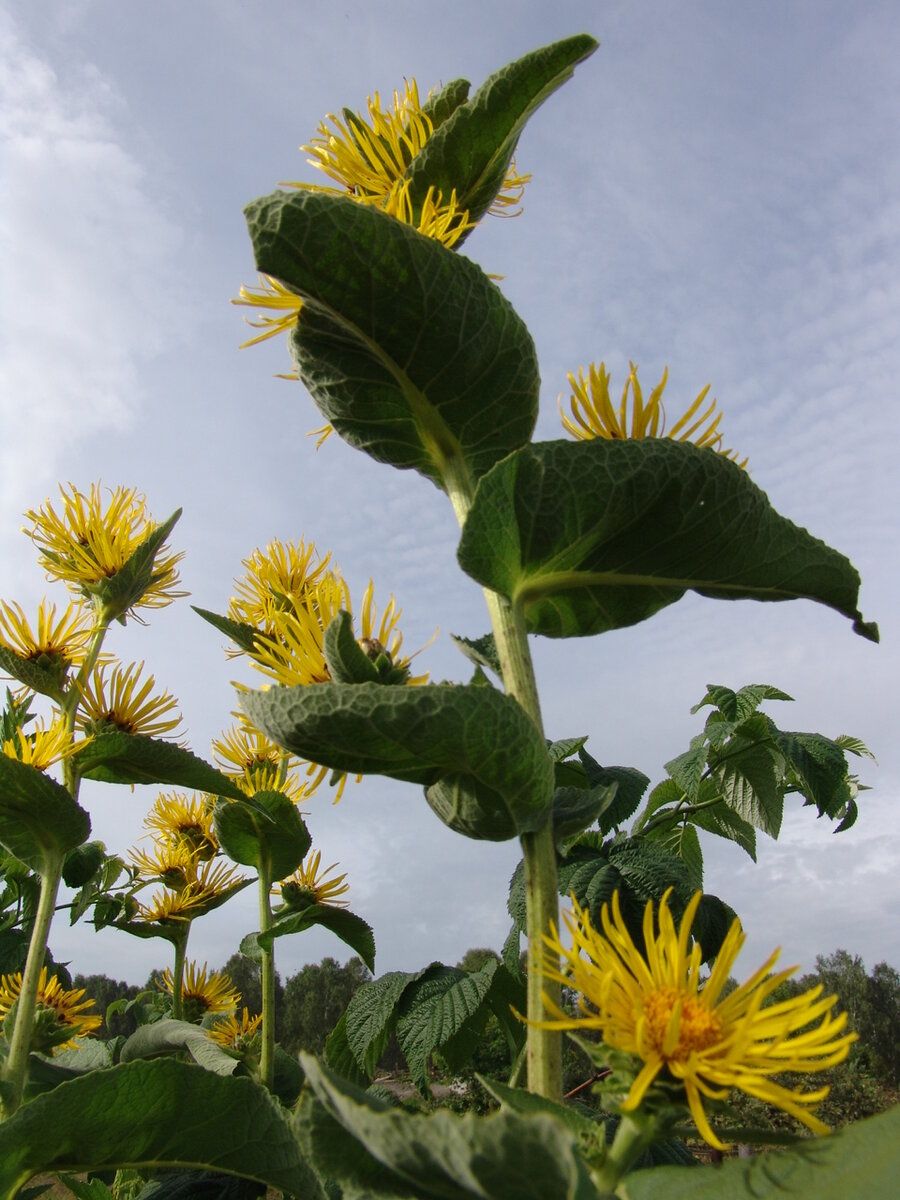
0 8 182 544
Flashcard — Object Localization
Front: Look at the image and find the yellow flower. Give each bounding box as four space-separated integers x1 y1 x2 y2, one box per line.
76 661 182 739
0 967 101 1051
381 179 474 249
129 839 201 889
280 849 349 909
0 598 94 673
24 483 185 612
2 715 88 772
244 572 349 688
231 275 305 348
157 961 240 1022
142 791 218 859
135 858 245 925
207 1006 262 1050
228 538 335 634
560 363 747 467
532 890 855 1150
292 78 528 225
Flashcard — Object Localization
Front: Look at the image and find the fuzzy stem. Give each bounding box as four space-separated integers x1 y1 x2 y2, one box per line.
170 934 188 1022
443 453 562 1100
1 857 63 1117
257 861 275 1090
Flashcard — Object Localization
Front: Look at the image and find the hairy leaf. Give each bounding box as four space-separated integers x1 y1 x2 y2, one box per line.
0 757 89 871
74 734 245 798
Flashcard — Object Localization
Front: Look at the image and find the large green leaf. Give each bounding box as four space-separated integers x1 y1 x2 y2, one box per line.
0 1060 323 1200
620 1100 900 1199
252 903 375 973
342 968 429 1081
457 440 878 640
404 35 598 229
0 757 89 871
73 733 245 798
119 1018 240 1076
300 1054 597 1200
241 681 554 841
213 791 310 879
244 189 539 486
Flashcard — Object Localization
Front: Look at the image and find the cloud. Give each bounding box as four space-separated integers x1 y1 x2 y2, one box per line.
0 8 182 549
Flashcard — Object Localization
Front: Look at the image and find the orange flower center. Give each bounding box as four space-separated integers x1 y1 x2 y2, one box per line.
643 987 722 1058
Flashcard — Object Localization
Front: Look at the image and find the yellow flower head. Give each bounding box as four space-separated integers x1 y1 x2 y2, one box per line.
76 661 182 739
228 538 335 635
207 1006 263 1051
157 961 240 1022
231 275 305 348
280 849 349 909
2 714 87 772
560 363 747 467
0 598 95 675
0 967 101 1051
142 791 218 860
129 838 201 889
532 890 856 1150
24 483 185 613
245 572 349 688
135 858 245 926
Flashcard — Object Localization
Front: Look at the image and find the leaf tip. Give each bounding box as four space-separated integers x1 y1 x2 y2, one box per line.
853 617 880 643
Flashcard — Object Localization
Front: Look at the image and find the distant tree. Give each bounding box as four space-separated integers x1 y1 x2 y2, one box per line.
281 956 370 1057
455 948 500 974
864 961 900 1087
219 953 285 1040
72 973 141 1039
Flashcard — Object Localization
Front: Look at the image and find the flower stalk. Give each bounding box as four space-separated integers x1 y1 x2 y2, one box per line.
257 855 276 1090
443 453 562 1100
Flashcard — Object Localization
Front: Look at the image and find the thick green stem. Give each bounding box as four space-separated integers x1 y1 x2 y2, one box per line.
590 1113 658 1196
443 453 562 1100
258 862 275 1090
171 935 188 1022
1 857 63 1117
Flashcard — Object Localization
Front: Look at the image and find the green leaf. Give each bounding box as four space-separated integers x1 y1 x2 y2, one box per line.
324 1011 371 1088
450 632 501 678
691 683 793 721
343 970 422 1080
664 739 709 803
73 733 245 798
95 509 182 623
244 189 539 486
256 904 375 973
241 681 554 842
0 757 89 871
691 894 737 962
395 961 498 1094
645 822 703 889
322 609 380 683
579 751 650 832
404 35 599 229
420 77 471 130
715 739 784 837
0 647 67 702
192 606 267 655
120 1018 240 1076
620 1099 900 1200
457 439 879 639
774 730 853 819
689 800 757 861
0 1060 323 1200
62 840 106 888
552 783 619 852
213 792 310 879
301 1054 598 1200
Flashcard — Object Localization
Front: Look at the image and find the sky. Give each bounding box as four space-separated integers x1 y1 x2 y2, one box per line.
1 0 898 989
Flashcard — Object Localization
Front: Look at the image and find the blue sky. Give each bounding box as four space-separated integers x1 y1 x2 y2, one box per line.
1 0 898 987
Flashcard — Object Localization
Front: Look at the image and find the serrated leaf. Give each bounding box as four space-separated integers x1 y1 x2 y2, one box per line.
645 822 703 889
691 683 793 721
775 731 853 819
396 961 498 1093
457 439 878 640
242 681 554 842
245 189 539 488
579 751 650 832
301 1054 597 1200
0 757 90 871
450 632 501 677
404 36 598 230
689 800 758 861
0 1060 323 1199
664 738 709 803
548 737 589 763
255 904 375 972
324 1012 372 1088
716 741 784 837
73 733 245 798
691 894 737 963
344 970 420 1079
214 793 310 879
834 797 859 833
620 1099 900 1200
833 733 876 760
